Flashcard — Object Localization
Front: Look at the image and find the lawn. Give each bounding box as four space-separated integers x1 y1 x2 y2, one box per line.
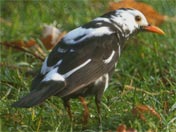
0 0 176 131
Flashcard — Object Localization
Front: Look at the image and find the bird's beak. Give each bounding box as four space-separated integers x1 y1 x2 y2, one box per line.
143 25 165 35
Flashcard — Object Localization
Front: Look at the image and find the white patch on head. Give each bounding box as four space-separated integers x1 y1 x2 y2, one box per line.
63 26 113 44
103 50 115 64
111 9 148 37
63 59 91 78
42 67 65 82
41 57 62 75
127 9 148 26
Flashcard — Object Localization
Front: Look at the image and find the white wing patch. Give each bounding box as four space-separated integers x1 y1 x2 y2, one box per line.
42 59 91 82
103 50 115 64
41 57 62 75
63 59 91 78
42 67 65 82
63 26 113 44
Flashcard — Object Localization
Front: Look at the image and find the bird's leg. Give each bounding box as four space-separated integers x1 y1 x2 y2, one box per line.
78 96 89 125
63 100 72 121
95 96 102 130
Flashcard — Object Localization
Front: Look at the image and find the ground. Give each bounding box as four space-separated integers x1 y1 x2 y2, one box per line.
0 0 176 131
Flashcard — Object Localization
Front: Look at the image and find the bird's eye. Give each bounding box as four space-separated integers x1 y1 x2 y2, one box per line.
135 15 141 22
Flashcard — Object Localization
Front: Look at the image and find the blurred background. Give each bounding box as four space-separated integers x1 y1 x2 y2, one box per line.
0 0 176 131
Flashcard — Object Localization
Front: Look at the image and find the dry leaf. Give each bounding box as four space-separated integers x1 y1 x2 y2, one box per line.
1 40 45 61
2 39 36 48
132 104 161 121
41 24 66 50
109 0 165 26
116 124 137 132
24 39 36 48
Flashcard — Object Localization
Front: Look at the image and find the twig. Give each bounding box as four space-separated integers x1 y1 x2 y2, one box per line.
0 42 45 61
124 85 174 96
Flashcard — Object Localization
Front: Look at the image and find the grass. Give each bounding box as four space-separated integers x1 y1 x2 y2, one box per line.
0 0 176 131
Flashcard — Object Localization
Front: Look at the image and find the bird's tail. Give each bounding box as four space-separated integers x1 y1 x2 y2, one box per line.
11 81 65 108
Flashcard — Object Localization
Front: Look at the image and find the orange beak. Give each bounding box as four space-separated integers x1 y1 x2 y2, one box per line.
143 25 165 35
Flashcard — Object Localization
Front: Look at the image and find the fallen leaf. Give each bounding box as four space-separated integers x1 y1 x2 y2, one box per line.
1 39 36 48
1 41 45 61
41 24 66 50
24 39 36 48
132 104 161 121
40 35 53 49
108 0 165 26
116 124 137 132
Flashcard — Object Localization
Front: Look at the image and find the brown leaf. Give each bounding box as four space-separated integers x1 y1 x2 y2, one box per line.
24 39 36 48
116 124 137 132
108 0 165 26
40 35 53 49
1 41 45 61
11 40 24 48
41 24 66 50
116 124 126 132
2 39 36 48
132 104 161 121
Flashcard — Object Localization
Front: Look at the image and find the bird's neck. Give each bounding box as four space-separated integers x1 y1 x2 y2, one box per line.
115 30 127 49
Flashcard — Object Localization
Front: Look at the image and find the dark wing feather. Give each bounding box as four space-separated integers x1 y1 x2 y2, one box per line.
12 81 65 108
30 73 44 91
58 60 107 97
56 34 119 97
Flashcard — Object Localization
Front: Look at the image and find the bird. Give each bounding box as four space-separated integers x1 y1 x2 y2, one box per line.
12 8 164 127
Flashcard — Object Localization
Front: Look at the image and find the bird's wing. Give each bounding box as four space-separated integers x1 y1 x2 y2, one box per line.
46 34 119 97
12 21 120 107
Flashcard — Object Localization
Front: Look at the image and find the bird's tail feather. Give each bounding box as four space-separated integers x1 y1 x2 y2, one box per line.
11 81 65 108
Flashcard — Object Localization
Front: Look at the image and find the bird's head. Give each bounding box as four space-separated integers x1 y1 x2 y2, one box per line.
110 8 165 37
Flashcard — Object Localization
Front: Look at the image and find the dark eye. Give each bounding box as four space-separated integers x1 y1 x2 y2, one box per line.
135 15 141 22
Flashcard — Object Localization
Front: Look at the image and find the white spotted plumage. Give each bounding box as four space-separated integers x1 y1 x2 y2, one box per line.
42 59 91 82
13 8 164 119
63 26 113 44
40 8 150 85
